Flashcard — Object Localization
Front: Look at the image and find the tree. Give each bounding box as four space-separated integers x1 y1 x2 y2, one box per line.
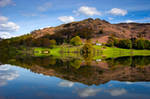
55 29 73 43
81 41 93 54
33 38 43 47
106 36 115 47
144 40 150 49
117 39 132 49
76 27 94 39
42 38 50 47
49 39 56 48
136 39 145 49
70 36 82 46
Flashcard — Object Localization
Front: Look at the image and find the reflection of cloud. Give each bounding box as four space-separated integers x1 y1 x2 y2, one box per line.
106 88 127 96
77 88 101 97
125 81 133 84
58 80 74 87
0 65 19 87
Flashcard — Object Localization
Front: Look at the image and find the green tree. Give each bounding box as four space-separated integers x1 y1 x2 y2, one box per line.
49 39 56 48
106 36 115 47
144 40 150 49
76 27 93 39
118 39 132 49
136 39 145 49
81 41 93 54
70 36 82 46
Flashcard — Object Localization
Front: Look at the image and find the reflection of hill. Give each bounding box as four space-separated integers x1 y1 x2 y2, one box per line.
29 64 150 85
1 55 150 86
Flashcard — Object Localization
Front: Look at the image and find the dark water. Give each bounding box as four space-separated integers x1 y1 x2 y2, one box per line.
0 56 150 99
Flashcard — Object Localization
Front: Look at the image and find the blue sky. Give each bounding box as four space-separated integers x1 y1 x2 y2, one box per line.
0 0 150 38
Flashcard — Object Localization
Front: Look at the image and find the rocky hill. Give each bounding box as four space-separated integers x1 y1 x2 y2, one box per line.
31 18 150 43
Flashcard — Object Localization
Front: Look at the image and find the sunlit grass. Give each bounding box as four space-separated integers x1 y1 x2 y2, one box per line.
33 45 150 59
103 47 150 58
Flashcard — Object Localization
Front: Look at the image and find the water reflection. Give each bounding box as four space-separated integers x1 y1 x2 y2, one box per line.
106 88 127 96
58 80 74 87
1 55 150 85
106 56 150 67
0 65 19 87
76 88 101 98
0 55 150 98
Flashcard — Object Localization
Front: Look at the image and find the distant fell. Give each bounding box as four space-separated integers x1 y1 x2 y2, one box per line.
28 18 150 43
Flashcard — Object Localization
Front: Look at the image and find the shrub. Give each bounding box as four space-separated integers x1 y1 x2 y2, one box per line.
49 39 56 48
117 39 132 49
106 37 150 50
70 36 82 46
81 42 93 54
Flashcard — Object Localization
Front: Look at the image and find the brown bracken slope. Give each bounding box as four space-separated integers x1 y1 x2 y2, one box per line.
31 18 150 43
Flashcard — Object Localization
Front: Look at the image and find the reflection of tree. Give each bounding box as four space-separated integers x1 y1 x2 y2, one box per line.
82 53 93 66
1 53 150 86
106 56 150 67
69 59 82 69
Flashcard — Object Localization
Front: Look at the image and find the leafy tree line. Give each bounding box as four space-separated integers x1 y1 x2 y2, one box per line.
0 33 83 49
106 37 150 49
0 26 104 48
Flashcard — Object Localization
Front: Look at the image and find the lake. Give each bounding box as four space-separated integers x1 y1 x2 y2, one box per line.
0 55 150 99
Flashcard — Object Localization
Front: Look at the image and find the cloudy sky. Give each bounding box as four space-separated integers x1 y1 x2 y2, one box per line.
0 0 150 38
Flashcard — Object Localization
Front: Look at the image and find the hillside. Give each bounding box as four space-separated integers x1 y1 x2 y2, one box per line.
31 18 150 43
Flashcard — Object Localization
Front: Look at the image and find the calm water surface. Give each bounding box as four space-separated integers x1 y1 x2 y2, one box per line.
0 56 150 99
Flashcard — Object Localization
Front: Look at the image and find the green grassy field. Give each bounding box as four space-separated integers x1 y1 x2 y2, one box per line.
33 45 82 59
34 47 61 57
102 47 150 58
33 45 150 59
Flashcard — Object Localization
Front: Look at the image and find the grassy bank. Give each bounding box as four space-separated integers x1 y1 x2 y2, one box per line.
33 45 82 59
102 47 150 58
33 45 150 59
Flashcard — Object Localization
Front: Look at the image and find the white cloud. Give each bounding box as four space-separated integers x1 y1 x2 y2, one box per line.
77 88 101 97
125 20 134 23
0 65 19 87
0 16 8 23
0 32 14 39
74 6 101 16
58 80 74 87
120 17 150 23
37 2 52 12
0 16 19 39
0 0 12 7
108 8 127 16
0 22 20 31
107 88 127 96
22 13 37 17
58 16 75 23
108 17 114 20
135 17 150 23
